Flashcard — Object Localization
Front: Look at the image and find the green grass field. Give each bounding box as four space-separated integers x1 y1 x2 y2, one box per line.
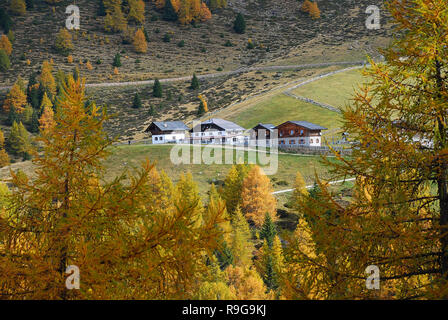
291 68 370 110
225 94 342 131
105 144 336 196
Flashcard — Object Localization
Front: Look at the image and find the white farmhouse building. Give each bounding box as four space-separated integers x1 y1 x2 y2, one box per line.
190 118 246 145
145 121 189 144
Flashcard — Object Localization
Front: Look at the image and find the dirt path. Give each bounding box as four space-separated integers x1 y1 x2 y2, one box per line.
272 177 356 195
0 61 366 92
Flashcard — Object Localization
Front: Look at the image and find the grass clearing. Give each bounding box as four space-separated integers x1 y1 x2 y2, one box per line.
105 144 336 196
291 68 370 110
225 94 342 131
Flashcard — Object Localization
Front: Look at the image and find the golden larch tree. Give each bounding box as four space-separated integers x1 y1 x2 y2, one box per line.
0 35 13 56
133 28 148 53
0 74 226 299
3 82 27 113
286 0 448 299
128 0 146 24
241 165 277 228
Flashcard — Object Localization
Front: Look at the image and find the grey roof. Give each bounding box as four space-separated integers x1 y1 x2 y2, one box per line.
200 118 245 131
284 121 327 131
255 123 276 131
152 121 189 131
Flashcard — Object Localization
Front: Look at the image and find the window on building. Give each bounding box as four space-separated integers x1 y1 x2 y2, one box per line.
300 130 304 135
316 139 319 143
290 130 294 135
289 140 295 144
310 139 313 144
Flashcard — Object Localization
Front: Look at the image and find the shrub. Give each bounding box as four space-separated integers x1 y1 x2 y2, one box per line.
163 33 171 43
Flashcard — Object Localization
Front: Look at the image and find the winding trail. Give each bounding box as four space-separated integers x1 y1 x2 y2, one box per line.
272 177 356 195
0 60 367 92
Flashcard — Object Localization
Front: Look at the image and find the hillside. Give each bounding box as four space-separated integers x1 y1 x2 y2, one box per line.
0 0 391 141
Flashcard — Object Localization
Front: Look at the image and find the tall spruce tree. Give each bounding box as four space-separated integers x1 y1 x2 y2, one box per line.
152 79 162 98
132 92 142 108
163 0 178 21
233 13 246 34
190 73 200 90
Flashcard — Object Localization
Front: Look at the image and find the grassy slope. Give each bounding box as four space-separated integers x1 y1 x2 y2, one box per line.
226 94 342 130
105 144 335 195
291 68 369 110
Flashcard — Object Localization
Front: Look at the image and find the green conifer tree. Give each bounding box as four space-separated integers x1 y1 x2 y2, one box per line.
153 79 162 98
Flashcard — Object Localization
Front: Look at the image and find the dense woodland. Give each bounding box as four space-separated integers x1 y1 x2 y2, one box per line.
0 0 447 300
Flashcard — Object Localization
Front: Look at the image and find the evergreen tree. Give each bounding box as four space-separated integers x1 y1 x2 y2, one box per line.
7 121 31 159
132 92 142 109
153 78 162 98
25 0 34 9
0 49 11 72
27 73 40 108
259 212 277 248
233 13 246 34
190 73 199 90
163 0 178 21
98 0 106 16
6 105 18 126
263 254 278 290
149 104 155 116
30 109 40 133
112 53 122 67
143 27 150 42
0 8 13 33
23 104 33 124
197 100 205 116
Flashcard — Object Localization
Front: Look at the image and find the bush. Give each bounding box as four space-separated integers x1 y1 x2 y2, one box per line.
177 40 185 48
224 40 233 47
163 33 171 43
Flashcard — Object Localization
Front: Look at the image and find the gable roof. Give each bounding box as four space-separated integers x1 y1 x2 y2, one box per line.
146 121 189 132
194 118 245 131
253 123 276 131
280 121 327 131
